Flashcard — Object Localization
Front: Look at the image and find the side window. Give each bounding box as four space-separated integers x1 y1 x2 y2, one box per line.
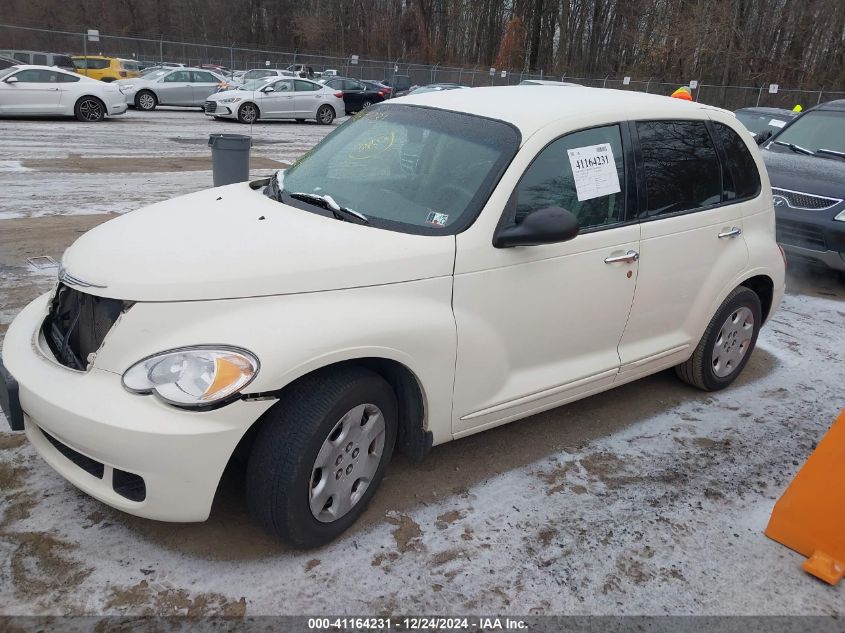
273 80 292 92
32 53 47 65
714 122 761 200
56 72 80 83
513 124 626 230
164 71 191 82
13 52 29 63
346 80 364 90
191 71 216 83
327 79 342 89
295 79 318 91
12 69 56 83
636 120 721 217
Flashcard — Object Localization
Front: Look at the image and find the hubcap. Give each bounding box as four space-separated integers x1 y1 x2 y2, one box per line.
79 99 102 121
139 94 154 109
711 306 754 378
309 403 385 523
242 105 256 122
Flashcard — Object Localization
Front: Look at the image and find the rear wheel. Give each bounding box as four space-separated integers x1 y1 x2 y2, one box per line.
675 286 761 391
74 97 105 122
246 366 397 547
361 99 373 109
316 105 335 125
135 90 157 111
237 102 259 124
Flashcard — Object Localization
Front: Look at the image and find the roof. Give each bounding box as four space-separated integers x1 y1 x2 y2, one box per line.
394 85 727 138
814 99 845 112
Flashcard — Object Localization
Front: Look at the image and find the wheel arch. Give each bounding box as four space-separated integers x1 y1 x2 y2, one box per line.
739 274 774 323
232 356 432 466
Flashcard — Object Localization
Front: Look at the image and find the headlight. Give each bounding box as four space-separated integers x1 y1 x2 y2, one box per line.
217 97 242 103
835 210 845 222
122 346 259 407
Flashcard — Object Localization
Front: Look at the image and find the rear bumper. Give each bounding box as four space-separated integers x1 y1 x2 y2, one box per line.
2 294 270 522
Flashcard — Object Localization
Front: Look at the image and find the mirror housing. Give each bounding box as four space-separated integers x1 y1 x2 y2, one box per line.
5 76 19 84
493 206 580 248
261 85 275 93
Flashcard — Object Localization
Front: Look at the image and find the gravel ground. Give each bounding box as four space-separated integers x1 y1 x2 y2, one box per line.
0 109 843 617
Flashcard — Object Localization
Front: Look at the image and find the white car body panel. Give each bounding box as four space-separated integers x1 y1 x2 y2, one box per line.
0 64 127 118
2 87 785 522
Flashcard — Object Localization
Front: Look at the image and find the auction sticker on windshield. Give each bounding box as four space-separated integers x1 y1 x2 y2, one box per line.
567 143 621 201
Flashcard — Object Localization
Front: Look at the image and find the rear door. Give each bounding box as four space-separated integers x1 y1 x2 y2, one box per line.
190 71 222 104
615 119 749 381
293 79 322 116
0 68 62 114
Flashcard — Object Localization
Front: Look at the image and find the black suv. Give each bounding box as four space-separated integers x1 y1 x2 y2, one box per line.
761 100 845 273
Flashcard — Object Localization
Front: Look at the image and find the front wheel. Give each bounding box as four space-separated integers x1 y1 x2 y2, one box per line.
135 90 157 111
316 104 335 125
237 102 259 124
675 286 761 391
361 99 373 109
74 97 105 122
246 366 397 547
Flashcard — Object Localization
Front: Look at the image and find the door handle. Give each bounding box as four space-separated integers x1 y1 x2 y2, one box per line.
718 227 742 239
604 250 639 264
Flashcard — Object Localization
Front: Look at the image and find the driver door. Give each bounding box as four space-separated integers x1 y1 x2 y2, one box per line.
259 79 294 118
452 123 640 435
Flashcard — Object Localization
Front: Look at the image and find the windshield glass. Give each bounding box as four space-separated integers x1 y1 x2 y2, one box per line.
0 66 17 80
279 105 520 234
241 77 274 90
769 111 845 154
736 111 791 136
143 69 169 81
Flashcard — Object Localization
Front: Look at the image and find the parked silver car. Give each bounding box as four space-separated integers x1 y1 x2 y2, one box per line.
204 77 343 124
116 67 224 110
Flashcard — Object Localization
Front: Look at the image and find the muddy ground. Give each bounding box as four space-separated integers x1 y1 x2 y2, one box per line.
0 109 843 617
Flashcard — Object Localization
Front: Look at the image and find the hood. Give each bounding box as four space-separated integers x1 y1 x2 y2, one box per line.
61 183 455 302
208 89 247 100
761 149 845 198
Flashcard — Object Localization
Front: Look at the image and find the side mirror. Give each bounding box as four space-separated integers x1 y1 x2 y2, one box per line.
5 76 18 84
756 130 773 145
261 85 275 93
493 206 580 248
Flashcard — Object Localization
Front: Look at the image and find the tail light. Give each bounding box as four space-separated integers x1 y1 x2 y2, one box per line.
334 91 344 98
379 89 388 97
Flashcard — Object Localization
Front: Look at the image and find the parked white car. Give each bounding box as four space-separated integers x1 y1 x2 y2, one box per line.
1 87 785 547
0 64 127 121
204 77 344 124
116 67 224 110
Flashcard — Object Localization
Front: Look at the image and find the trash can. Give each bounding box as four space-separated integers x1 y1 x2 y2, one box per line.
208 133 252 187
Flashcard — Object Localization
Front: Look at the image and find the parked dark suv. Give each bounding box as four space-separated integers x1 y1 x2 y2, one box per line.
762 100 845 273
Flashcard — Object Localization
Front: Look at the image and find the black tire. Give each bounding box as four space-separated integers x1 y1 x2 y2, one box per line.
675 286 762 391
246 366 398 548
237 102 259 124
296 118 306 123
135 90 157 111
345 110 352 116
74 96 105 122
316 104 335 125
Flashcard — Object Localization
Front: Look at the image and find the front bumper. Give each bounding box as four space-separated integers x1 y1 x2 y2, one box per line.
203 101 234 117
2 294 270 522
109 101 128 116
775 207 845 272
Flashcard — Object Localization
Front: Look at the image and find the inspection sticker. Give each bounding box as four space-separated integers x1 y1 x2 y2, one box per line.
768 118 787 128
425 211 449 227
566 143 621 201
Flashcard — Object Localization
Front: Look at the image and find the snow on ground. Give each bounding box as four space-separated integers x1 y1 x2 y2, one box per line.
0 109 843 617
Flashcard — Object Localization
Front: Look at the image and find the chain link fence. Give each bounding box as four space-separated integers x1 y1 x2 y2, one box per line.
2 23 843 110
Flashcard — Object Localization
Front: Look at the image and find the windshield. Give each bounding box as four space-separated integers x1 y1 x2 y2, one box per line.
143 69 169 81
278 105 519 234
0 66 17 80
769 111 845 155
736 111 791 136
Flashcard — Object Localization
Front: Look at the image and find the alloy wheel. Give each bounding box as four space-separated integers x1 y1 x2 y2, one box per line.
78 99 103 121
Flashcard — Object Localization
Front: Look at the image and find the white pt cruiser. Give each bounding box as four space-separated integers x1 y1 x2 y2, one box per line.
1 87 785 547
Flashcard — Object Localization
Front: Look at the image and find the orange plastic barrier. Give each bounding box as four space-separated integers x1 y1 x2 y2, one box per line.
765 408 845 585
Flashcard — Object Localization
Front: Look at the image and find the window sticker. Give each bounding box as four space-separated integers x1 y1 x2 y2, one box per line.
768 118 787 128
566 143 621 202
425 211 449 227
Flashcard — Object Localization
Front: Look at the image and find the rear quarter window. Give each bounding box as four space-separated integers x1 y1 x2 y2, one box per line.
714 122 761 200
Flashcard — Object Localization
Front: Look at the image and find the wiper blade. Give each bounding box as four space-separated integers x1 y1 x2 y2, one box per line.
773 140 814 156
816 148 845 161
288 192 369 224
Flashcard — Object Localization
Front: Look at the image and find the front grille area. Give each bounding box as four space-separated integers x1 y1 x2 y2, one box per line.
203 100 217 113
777 220 828 251
41 284 128 370
42 428 105 479
772 187 842 211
